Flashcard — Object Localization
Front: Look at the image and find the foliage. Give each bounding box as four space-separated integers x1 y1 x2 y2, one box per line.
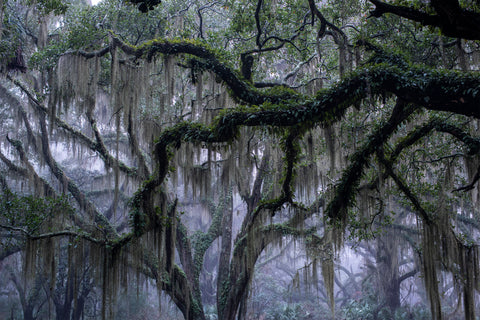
341 300 432 320
27 0 70 15
0 190 73 234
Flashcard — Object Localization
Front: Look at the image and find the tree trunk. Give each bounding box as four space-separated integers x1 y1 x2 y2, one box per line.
23 306 34 320
376 230 400 311
462 246 476 320
217 193 233 319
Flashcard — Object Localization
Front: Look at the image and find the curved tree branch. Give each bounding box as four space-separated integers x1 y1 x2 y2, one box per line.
369 0 480 40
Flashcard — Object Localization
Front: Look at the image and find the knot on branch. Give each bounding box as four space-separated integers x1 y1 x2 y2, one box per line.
368 0 389 18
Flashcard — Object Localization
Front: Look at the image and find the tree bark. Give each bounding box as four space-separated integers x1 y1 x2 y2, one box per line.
376 230 400 311
217 193 233 319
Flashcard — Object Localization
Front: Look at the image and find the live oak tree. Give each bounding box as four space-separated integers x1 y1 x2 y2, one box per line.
0 0 480 319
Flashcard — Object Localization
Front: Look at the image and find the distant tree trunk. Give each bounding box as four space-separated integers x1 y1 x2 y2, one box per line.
23 306 34 320
217 192 233 319
456 39 468 72
376 229 400 311
460 245 476 320
54 290 72 320
71 281 91 320
10 272 40 320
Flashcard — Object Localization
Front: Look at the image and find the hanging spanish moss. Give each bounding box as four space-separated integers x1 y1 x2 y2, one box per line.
304 231 336 317
465 155 480 210
320 232 335 316
164 55 175 108
56 54 100 115
295 131 321 202
422 223 444 320
193 66 203 121
413 162 480 320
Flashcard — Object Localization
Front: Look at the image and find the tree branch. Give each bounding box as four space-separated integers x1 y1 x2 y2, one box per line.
0 224 103 244
369 0 480 40
377 151 433 225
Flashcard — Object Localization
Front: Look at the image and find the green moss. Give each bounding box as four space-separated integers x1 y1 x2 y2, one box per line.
190 298 203 317
191 194 227 277
218 278 231 312
159 270 171 285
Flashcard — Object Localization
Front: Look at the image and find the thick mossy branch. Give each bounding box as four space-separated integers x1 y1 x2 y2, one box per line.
369 0 480 40
111 35 299 106
325 100 415 225
214 64 480 125
110 35 480 119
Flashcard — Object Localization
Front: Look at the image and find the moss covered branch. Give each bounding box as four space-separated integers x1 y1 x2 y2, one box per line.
108 35 480 119
325 100 415 225
369 0 480 40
